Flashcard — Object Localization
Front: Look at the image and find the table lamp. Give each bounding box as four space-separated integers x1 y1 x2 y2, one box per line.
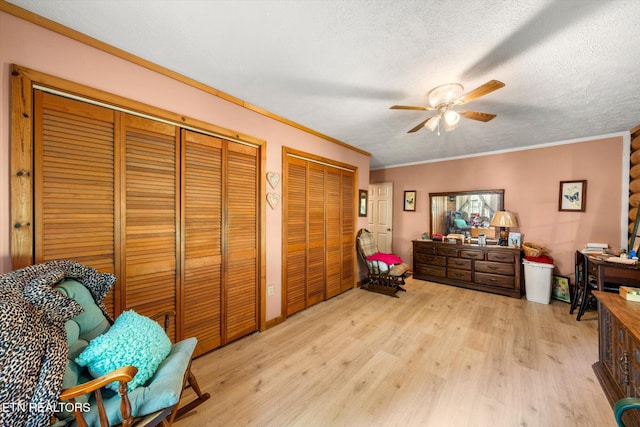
490 210 518 246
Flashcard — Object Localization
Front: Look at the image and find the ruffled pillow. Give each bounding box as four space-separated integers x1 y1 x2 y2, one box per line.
75 310 171 391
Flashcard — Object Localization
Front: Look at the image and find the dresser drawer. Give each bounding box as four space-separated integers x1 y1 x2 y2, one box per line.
460 249 484 260
415 254 446 266
448 268 472 281
437 246 459 257
447 258 471 270
414 242 436 255
415 264 446 277
475 261 514 276
475 272 515 289
487 251 515 263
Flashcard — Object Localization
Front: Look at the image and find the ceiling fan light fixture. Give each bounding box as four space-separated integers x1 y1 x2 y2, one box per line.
443 110 460 126
426 83 464 108
424 115 440 131
444 119 459 132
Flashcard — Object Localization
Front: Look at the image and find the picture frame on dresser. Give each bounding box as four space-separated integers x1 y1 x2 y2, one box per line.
508 232 521 248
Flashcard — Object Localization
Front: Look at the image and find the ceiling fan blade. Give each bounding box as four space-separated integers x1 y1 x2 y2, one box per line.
407 118 431 133
459 110 497 122
455 80 505 105
390 105 429 111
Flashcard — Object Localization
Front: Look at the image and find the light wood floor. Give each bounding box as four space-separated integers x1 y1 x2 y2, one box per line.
176 277 615 426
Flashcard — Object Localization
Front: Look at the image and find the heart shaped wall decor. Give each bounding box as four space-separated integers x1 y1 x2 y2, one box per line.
267 193 280 210
266 172 280 189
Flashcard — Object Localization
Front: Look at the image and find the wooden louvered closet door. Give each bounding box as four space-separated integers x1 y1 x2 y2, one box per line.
283 151 356 317
182 130 222 355
122 115 179 340
325 167 342 299
225 143 259 342
307 162 326 306
31 88 260 351
341 170 355 292
285 157 308 316
34 91 118 315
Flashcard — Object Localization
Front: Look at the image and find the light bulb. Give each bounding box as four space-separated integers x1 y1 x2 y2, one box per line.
443 110 460 126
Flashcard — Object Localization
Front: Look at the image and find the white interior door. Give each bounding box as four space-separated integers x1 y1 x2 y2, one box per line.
368 182 394 253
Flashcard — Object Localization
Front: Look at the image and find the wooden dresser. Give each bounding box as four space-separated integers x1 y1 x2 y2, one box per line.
412 240 523 298
593 291 640 426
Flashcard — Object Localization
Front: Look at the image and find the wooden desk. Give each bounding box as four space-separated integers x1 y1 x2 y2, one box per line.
586 255 640 290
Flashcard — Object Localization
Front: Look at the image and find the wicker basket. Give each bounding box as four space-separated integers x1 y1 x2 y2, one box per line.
522 242 547 257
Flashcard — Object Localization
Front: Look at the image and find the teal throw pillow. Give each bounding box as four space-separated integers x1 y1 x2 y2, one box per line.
75 310 171 391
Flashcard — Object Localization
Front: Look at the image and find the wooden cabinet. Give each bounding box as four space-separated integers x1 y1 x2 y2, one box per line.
593 291 640 426
412 240 522 298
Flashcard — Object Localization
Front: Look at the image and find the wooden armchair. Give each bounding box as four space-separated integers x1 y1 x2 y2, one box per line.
58 366 139 427
53 279 209 427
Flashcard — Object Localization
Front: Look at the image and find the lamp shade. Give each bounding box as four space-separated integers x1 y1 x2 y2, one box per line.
490 210 518 228
424 115 440 131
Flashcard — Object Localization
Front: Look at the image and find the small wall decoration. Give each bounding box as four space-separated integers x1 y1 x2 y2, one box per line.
559 180 587 212
552 275 571 303
266 192 280 210
404 190 416 212
266 172 280 189
358 189 368 217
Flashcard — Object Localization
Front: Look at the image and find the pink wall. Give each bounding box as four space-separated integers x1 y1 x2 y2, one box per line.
0 11 370 320
370 137 627 280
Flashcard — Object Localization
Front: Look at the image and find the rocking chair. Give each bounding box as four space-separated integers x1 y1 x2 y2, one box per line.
356 228 410 297
55 279 210 427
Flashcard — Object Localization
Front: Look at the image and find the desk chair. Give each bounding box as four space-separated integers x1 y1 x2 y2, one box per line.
572 251 624 321
571 251 597 320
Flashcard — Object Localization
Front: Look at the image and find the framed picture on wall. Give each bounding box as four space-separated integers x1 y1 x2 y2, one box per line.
358 189 368 217
559 180 587 212
404 190 416 211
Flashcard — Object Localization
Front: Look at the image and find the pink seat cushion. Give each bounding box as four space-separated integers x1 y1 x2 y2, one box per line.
366 252 403 265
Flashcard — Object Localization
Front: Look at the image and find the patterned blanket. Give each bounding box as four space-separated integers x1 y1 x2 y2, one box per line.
0 260 115 427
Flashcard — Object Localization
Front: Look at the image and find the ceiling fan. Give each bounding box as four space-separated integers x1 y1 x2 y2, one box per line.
390 80 505 134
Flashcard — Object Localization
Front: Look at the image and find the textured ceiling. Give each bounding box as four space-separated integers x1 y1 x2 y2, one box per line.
7 0 640 169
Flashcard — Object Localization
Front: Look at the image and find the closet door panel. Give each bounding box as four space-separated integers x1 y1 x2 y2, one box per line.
225 143 259 342
123 114 179 339
341 171 355 291
182 130 223 355
285 157 307 316
325 167 342 299
34 91 117 315
307 163 325 306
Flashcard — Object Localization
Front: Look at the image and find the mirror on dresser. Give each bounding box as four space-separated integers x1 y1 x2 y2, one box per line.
429 189 504 240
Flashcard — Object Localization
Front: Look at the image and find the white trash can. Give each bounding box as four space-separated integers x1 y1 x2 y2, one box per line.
523 259 554 304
